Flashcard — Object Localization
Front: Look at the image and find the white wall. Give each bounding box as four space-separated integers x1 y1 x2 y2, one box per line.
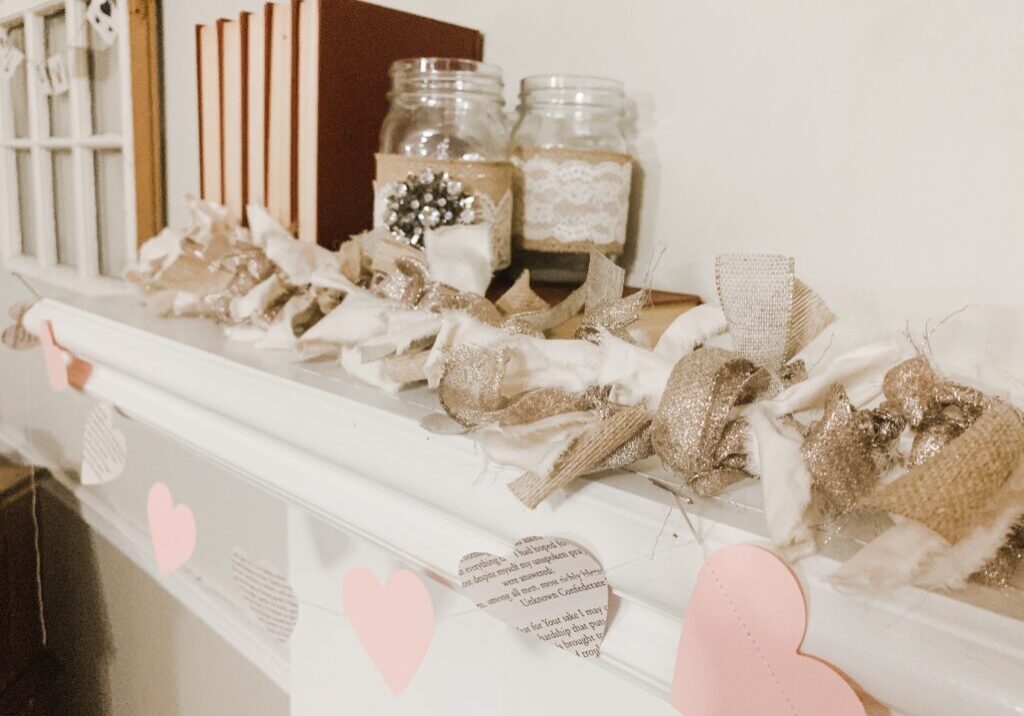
164 0 1024 324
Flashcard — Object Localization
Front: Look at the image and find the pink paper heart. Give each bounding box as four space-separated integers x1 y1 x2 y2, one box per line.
38 319 91 390
671 545 866 716
147 482 197 576
39 320 69 391
342 568 435 696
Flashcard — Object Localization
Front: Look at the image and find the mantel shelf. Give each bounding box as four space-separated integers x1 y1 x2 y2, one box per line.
21 295 1024 716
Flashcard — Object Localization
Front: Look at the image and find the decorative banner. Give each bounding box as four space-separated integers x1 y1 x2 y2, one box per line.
671 545 865 716
39 320 69 391
458 536 609 659
81 402 127 485
32 61 52 96
342 568 435 696
1 42 24 81
2 301 39 350
147 482 197 576
38 319 91 390
86 0 118 47
46 54 69 95
231 549 299 643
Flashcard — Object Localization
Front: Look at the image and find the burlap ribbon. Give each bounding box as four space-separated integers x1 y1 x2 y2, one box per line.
863 398 1024 543
508 402 653 509
797 355 1024 583
880 355 986 466
715 254 835 381
502 254 834 508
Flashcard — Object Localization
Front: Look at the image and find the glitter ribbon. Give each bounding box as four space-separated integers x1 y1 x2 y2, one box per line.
652 347 770 497
437 344 608 429
801 384 905 517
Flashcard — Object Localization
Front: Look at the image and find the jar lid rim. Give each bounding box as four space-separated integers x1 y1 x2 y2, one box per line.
390 57 504 80
520 74 624 95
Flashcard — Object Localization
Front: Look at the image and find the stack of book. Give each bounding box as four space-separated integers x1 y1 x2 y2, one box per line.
197 0 482 247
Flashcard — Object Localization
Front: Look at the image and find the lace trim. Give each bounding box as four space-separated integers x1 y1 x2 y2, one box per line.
514 153 632 252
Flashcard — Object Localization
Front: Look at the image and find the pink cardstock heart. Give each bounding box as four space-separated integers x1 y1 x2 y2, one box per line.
342 568 435 696
147 482 197 576
38 319 91 390
671 545 866 716
39 320 69 391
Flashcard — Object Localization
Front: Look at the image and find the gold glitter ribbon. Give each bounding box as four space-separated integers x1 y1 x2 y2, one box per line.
801 385 905 517
133 232 283 324
371 256 502 326
651 347 770 497
438 344 608 429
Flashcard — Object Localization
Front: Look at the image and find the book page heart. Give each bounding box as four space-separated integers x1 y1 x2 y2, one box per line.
458 536 608 659
342 568 435 696
2 301 39 350
147 482 196 576
671 544 866 716
231 549 298 643
81 402 127 485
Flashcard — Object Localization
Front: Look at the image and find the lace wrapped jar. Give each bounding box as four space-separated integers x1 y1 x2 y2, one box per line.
376 58 513 269
511 76 633 283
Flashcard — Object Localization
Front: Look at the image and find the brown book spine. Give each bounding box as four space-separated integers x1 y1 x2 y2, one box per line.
308 0 484 249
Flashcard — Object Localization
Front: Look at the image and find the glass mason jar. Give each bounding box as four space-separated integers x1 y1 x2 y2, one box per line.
377 58 513 269
512 76 633 284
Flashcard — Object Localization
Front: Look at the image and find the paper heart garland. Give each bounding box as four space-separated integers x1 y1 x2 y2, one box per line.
147 482 197 576
2 301 39 350
86 0 118 47
671 545 866 716
231 549 299 643
342 568 435 696
39 320 69 391
81 402 127 485
38 319 91 390
458 536 608 659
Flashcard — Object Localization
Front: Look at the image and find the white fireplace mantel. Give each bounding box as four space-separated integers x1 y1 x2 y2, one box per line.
20 295 1024 716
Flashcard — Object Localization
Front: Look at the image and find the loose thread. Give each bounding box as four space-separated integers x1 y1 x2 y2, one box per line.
13 271 41 300
23 369 47 646
29 468 48 646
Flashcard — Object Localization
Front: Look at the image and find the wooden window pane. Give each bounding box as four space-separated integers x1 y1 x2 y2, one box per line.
94 149 125 276
87 25 120 135
7 24 30 139
15 150 36 257
44 10 71 138
52 149 76 267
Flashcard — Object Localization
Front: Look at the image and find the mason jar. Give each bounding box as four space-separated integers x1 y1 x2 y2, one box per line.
512 75 633 284
376 58 513 269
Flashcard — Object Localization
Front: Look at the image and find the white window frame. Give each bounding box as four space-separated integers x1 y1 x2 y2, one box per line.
0 0 137 294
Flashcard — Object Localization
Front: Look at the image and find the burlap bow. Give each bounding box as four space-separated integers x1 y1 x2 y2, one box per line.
505 255 835 508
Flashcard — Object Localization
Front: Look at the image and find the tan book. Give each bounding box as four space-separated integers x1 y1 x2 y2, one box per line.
246 6 270 209
266 1 299 232
196 23 223 204
220 17 248 224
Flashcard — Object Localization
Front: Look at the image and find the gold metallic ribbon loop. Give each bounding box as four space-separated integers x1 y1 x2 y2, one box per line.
652 347 770 497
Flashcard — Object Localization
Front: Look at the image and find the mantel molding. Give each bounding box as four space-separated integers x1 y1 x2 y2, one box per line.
22 297 1024 716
